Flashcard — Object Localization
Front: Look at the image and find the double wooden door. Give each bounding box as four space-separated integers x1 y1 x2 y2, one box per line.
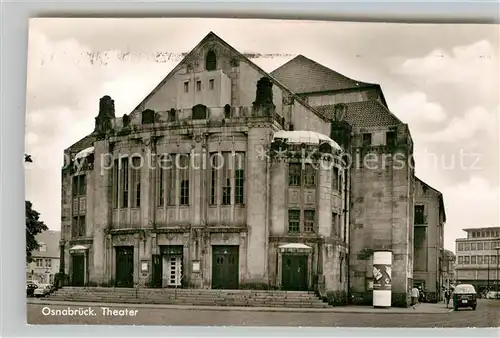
281 254 308 291
212 246 239 289
71 255 85 286
115 246 134 288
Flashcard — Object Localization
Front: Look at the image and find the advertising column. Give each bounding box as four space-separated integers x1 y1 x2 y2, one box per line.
373 250 392 307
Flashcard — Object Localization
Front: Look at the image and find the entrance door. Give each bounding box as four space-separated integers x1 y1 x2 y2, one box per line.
160 245 183 288
212 245 239 289
115 246 134 287
281 254 308 291
152 254 162 288
71 255 85 286
166 256 182 287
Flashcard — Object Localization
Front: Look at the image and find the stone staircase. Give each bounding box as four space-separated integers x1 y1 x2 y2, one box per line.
46 287 331 308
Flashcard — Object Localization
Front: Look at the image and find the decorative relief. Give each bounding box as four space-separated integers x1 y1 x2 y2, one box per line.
288 190 299 204
79 197 86 213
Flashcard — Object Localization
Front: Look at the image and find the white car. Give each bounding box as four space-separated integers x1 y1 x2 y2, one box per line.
486 291 499 299
33 284 52 297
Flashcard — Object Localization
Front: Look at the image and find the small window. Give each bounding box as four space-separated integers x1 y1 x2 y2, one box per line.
184 81 189 93
288 210 300 233
477 242 483 250
458 256 463 264
478 255 483 264
386 131 396 147
205 50 217 71
196 81 202 91
304 210 315 233
471 256 477 264
362 133 372 147
288 163 301 186
471 242 477 251
304 164 316 186
414 205 425 224
209 79 215 90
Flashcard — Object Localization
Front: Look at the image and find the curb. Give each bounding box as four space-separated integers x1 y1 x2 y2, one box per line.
27 299 451 315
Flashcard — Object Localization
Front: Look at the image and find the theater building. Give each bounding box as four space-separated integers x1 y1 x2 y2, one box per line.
60 32 444 306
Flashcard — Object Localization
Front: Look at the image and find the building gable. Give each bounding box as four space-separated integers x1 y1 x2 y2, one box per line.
132 32 328 122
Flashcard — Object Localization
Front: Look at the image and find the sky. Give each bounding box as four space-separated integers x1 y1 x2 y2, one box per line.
24 18 499 252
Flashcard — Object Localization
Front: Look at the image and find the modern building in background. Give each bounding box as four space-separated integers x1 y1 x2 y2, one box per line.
455 227 500 293
26 230 60 284
412 178 447 302
59 32 445 307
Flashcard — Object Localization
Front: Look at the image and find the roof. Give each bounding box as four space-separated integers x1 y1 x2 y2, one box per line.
133 32 329 122
415 177 446 223
273 130 342 151
66 134 96 154
315 100 402 128
32 230 60 259
74 146 94 159
270 55 375 94
462 226 500 232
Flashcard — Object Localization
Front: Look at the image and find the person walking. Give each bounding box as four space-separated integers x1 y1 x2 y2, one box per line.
411 287 420 309
444 289 451 308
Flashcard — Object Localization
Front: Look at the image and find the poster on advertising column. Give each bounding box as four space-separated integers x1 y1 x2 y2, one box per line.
372 264 392 291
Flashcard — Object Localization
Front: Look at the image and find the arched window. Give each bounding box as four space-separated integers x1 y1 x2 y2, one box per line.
205 50 217 71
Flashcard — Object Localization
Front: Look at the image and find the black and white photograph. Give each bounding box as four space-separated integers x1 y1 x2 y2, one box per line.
24 18 499 327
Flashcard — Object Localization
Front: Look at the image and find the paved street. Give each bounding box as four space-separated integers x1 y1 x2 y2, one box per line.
27 299 499 327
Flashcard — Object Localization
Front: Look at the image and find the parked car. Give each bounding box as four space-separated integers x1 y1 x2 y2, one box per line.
486 291 499 299
453 284 477 311
26 282 38 297
33 284 52 297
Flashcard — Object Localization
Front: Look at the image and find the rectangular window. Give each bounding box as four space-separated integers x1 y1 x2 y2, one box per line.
158 156 165 207
222 152 231 205
288 210 300 233
332 167 339 190
184 81 189 93
79 215 86 237
492 255 497 264
464 256 470 264
45 259 51 267
36 259 42 267
414 205 425 224
209 79 215 90
196 81 202 91
288 163 301 186
210 153 218 205
471 255 477 264
121 157 129 208
458 256 463 264
166 154 176 206
478 255 483 264
386 131 396 147
72 176 78 197
458 243 464 251
484 242 490 250
304 210 315 232
477 242 483 250
131 157 141 208
465 243 471 251
484 255 489 264
362 133 372 146
179 154 189 206
332 212 338 237
472 232 477 238
112 159 119 208
304 164 316 187
235 152 245 205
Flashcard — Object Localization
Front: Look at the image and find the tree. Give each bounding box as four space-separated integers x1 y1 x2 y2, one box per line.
26 201 48 262
25 153 48 262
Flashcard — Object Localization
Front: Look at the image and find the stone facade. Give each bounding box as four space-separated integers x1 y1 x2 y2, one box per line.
59 32 445 307
413 178 447 302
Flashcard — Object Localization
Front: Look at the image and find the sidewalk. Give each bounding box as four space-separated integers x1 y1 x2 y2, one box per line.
27 298 452 314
